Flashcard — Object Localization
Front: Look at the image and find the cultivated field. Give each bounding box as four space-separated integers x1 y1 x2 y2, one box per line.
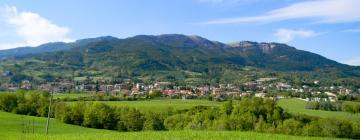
0 111 342 140
277 98 360 119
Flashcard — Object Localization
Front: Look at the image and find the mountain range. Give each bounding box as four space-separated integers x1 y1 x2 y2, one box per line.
0 34 359 85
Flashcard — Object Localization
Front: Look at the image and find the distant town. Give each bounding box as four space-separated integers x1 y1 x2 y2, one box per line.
2 77 358 102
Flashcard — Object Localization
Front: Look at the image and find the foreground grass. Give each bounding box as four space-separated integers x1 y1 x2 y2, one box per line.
0 111 342 140
7 131 345 140
277 98 360 119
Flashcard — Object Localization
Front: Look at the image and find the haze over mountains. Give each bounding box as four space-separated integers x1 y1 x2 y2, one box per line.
0 34 359 84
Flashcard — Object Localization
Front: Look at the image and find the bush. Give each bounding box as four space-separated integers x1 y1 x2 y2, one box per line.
70 102 86 125
302 120 323 136
0 93 18 112
123 108 144 131
255 116 267 132
164 114 192 130
54 102 72 123
0 91 51 117
221 100 233 115
343 104 360 113
148 90 162 99
83 103 116 129
279 119 303 135
143 112 165 130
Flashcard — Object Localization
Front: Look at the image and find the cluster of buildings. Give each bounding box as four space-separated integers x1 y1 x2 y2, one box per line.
243 78 358 102
1 77 359 102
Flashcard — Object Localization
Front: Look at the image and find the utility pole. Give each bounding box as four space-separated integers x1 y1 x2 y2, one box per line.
32 118 35 134
45 85 54 134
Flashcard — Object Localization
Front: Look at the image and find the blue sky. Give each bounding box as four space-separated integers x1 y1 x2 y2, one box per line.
0 0 359 65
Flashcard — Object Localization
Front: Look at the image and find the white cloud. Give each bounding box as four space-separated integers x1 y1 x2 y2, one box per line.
199 0 247 4
197 0 259 6
342 28 360 33
274 29 318 43
342 57 360 66
199 0 228 3
0 5 73 49
0 42 27 50
202 0 360 24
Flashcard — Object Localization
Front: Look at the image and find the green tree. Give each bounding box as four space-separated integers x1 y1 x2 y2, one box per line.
143 112 164 130
124 108 144 131
54 102 72 124
280 119 303 135
302 120 322 136
70 102 86 125
83 103 116 129
343 104 354 113
164 114 192 130
149 90 162 99
0 93 18 112
255 116 267 132
221 100 233 115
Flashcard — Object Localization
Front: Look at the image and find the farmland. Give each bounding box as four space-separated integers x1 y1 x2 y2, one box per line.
277 98 360 119
1 91 359 139
0 111 341 140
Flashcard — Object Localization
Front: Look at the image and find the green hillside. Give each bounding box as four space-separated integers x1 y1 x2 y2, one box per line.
1 35 359 85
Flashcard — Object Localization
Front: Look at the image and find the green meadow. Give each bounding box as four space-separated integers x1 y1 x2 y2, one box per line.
0 111 342 140
53 93 93 99
277 98 360 119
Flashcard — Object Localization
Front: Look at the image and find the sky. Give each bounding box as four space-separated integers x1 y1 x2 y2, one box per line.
0 0 359 65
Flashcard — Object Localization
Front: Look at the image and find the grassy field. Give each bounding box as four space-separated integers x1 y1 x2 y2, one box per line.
0 111 343 140
277 98 360 119
53 93 93 99
80 99 223 112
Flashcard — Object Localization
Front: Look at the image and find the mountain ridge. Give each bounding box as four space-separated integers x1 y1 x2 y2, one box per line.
0 34 354 67
0 34 359 85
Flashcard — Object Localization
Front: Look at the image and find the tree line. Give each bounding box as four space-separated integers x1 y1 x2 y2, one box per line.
343 104 360 113
305 101 360 114
305 101 342 111
0 91 359 139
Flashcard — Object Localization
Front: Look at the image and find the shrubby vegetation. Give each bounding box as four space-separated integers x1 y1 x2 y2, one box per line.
305 101 342 111
0 90 50 117
305 101 360 114
343 104 360 113
0 91 360 139
338 94 360 102
58 94 146 102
